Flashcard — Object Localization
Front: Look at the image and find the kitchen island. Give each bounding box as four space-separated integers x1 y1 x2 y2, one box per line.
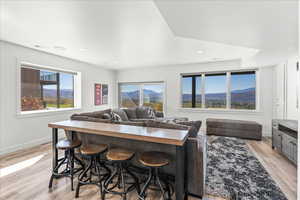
49 120 189 200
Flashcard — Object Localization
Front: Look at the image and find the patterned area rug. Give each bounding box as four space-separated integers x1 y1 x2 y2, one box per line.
206 136 287 200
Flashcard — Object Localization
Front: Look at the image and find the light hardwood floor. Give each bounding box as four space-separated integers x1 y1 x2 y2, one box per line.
0 137 296 200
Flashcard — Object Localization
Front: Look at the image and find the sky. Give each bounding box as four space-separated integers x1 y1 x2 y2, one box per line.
182 74 255 94
121 84 163 93
60 73 73 90
40 71 73 90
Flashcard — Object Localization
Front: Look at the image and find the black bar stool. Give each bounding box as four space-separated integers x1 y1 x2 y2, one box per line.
75 143 111 198
49 139 84 191
138 151 172 200
102 148 141 200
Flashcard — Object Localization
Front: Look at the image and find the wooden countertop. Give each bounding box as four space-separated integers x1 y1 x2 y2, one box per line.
49 120 189 146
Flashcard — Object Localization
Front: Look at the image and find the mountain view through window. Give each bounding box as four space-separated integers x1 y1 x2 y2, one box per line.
21 66 75 112
120 83 164 111
181 71 256 110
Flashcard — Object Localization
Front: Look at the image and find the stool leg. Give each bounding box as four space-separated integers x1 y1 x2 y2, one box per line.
139 168 153 200
120 163 127 200
94 156 103 197
74 153 85 169
70 149 74 191
155 169 166 200
76 157 92 198
49 156 67 189
125 166 141 194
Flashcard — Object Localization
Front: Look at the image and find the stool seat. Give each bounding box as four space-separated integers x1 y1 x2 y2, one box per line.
56 139 81 150
106 148 134 161
139 151 170 167
80 144 108 155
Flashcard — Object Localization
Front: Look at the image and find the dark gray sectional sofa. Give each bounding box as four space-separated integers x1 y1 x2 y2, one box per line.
70 106 206 198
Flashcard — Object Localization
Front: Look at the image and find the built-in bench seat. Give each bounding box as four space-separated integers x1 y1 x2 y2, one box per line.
206 118 262 140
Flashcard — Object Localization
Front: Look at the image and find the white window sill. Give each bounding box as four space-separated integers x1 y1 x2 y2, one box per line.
178 108 261 115
17 107 82 118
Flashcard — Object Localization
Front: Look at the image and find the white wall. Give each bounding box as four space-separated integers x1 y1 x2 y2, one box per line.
286 57 299 120
0 41 116 155
273 56 299 120
117 60 274 136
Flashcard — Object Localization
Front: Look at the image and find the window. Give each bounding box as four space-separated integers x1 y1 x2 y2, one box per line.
181 70 257 110
119 84 140 108
181 76 202 108
20 64 79 113
119 83 164 111
181 77 192 108
205 73 226 108
231 71 256 110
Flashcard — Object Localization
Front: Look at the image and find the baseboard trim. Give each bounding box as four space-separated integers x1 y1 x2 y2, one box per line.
0 132 65 156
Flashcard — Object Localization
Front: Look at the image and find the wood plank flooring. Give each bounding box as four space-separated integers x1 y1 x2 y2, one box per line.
246 138 297 200
0 137 296 200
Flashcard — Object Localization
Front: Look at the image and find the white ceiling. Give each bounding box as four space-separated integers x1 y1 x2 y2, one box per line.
154 0 299 67
0 0 298 69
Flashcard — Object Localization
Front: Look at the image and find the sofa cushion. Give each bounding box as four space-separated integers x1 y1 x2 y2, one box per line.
145 120 189 130
71 115 111 123
102 113 112 120
111 108 129 121
123 108 137 120
136 106 156 119
75 109 111 119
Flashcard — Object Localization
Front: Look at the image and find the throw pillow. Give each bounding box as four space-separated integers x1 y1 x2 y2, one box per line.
111 108 129 121
111 111 122 122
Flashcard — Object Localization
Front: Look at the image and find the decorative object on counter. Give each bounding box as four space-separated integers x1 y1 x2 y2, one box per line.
94 83 108 105
206 136 287 200
272 119 298 165
206 118 262 140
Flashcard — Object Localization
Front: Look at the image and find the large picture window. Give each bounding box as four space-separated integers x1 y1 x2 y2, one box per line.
205 73 226 108
119 82 164 111
181 70 257 110
231 71 256 110
20 64 79 113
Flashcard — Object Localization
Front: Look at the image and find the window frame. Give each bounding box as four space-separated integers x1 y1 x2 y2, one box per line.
118 81 165 112
17 61 82 116
180 69 259 112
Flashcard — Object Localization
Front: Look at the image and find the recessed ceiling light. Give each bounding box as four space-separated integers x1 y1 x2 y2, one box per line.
79 48 87 51
34 44 47 49
212 58 222 60
54 46 66 51
197 50 204 54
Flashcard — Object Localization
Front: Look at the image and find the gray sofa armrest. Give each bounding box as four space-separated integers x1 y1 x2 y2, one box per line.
129 119 151 123
71 115 111 123
186 134 206 197
112 121 145 127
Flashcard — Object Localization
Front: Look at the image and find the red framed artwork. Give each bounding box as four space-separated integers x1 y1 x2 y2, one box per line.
94 83 108 105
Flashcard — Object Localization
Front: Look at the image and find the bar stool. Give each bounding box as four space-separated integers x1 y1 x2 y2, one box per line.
102 148 141 200
49 139 84 191
75 143 111 198
138 151 172 200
